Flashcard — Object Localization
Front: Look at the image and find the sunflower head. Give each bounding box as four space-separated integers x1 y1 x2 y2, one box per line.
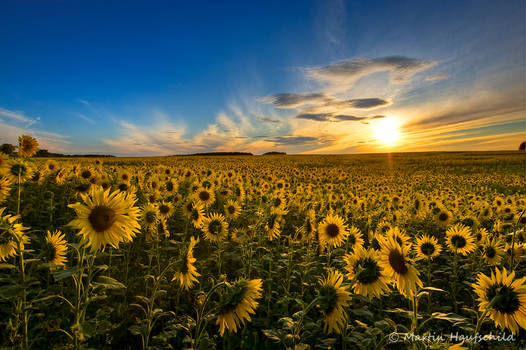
68 187 141 251
0 208 29 261
344 246 390 299
446 224 476 255
216 278 262 336
318 214 349 249
201 213 228 243
17 135 39 158
472 268 526 335
317 270 351 334
43 230 68 268
415 235 442 260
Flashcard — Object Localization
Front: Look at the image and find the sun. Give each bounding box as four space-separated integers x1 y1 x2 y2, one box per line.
375 118 400 145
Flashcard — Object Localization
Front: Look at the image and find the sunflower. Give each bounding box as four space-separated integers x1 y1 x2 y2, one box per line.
414 235 442 260
201 213 228 243
446 224 476 256
0 153 8 173
141 203 161 235
164 178 178 195
0 177 11 202
0 208 29 261
43 230 68 268
194 187 216 208
4 159 33 184
317 270 351 334
216 278 262 336
270 193 287 214
68 187 141 251
158 201 175 219
482 238 505 266
346 226 364 251
183 201 205 228
448 341 468 350
474 227 489 245
384 226 411 248
224 199 242 219
433 206 453 227
472 268 526 335
379 235 423 298
172 236 200 289
265 214 282 241
344 246 390 299
17 135 39 157
318 214 349 249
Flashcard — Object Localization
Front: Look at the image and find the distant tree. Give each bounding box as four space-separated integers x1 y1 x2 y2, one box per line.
520 141 526 151
0 143 15 155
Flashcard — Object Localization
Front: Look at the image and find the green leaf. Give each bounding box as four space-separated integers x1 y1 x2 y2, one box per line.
0 285 22 299
94 276 126 290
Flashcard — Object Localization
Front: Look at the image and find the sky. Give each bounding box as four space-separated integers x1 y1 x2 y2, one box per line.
0 0 524 155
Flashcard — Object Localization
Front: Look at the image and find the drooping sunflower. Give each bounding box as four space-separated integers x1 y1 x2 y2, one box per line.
446 224 476 256
384 226 412 248
216 278 262 336
317 270 352 334
172 236 200 290
0 177 11 202
265 214 282 241
194 187 216 208
42 230 68 268
17 135 39 157
0 208 29 261
224 199 242 219
344 246 390 299
68 187 141 251
347 226 364 251
379 235 423 298
482 237 505 266
183 200 205 228
414 235 442 260
472 268 526 335
201 213 228 243
318 214 349 249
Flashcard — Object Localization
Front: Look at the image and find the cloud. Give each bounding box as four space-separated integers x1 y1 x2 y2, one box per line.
253 114 281 123
301 97 390 114
426 73 449 81
265 136 320 145
75 113 96 124
306 56 436 87
295 112 386 122
78 99 91 106
257 93 330 108
0 107 39 127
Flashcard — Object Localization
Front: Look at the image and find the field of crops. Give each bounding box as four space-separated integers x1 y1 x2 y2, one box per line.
0 136 525 349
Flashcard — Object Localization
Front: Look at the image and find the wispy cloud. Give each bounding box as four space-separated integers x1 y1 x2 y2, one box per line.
0 107 39 127
75 113 96 125
305 56 436 89
426 73 449 81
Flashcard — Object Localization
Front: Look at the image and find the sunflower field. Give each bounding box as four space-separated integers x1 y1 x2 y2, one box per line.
0 135 525 349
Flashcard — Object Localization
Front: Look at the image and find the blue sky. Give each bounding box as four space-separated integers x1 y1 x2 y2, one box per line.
0 0 524 155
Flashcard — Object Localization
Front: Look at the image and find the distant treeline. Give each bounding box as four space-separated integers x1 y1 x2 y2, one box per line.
181 152 253 156
0 143 114 157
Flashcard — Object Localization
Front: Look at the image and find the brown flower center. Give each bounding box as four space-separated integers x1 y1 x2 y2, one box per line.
388 249 408 274
88 206 116 232
325 223 340 238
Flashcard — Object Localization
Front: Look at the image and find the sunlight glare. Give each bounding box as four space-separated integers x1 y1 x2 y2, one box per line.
375 118 400 145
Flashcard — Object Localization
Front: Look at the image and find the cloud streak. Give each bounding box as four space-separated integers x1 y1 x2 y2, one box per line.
306 56 436 88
